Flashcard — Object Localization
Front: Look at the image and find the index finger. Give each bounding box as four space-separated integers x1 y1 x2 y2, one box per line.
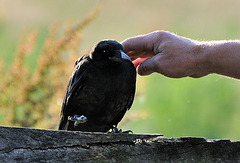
121 35 146 53
121 31 162 54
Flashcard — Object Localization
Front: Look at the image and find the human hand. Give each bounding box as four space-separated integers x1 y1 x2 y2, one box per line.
122 31 209 78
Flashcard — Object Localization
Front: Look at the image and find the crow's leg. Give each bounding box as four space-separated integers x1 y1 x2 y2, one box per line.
68 115 87 127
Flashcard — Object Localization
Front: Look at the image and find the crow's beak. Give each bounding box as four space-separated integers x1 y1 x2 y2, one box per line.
109 50 131 62
120 51 131 61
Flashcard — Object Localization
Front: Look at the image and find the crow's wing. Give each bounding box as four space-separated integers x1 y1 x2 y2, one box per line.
110 63 136 127
58 54 91 130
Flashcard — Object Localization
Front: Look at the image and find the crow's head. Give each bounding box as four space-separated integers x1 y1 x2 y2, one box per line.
90 40 131 62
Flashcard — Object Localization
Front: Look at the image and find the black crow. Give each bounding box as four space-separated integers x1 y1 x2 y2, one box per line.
58 40 136 132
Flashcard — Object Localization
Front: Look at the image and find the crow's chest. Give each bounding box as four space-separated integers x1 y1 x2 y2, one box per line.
74 63 132 106
86 64 130 91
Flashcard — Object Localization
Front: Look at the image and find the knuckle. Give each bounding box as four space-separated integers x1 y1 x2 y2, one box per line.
149 31 173 52
152 31 172 40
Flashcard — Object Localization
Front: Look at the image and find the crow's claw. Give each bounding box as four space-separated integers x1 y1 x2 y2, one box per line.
122 130 133 134
68 115 87 127
108 127 133 134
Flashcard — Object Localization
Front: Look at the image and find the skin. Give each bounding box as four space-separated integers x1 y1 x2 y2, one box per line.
122 31 240 79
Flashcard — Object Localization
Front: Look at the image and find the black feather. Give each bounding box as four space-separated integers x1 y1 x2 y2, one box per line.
58 40 136 132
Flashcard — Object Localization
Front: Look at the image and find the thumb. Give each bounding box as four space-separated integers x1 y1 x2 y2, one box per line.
137 57 157 76
190 73 209 78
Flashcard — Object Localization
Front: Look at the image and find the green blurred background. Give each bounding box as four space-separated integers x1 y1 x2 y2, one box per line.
0 0 240 140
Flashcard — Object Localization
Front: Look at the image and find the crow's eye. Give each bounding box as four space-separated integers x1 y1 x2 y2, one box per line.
103 50 109 55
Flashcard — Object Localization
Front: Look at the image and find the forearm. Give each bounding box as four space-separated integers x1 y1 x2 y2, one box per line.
197 41 240 79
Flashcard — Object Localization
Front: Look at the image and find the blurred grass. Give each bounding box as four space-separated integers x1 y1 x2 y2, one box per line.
124 75 240 140
0 7 99 128
0 0 240 140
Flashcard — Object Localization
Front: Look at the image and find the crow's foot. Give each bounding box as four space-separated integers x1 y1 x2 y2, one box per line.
68 115 87 127
109 127 133 134
122 130 133 134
